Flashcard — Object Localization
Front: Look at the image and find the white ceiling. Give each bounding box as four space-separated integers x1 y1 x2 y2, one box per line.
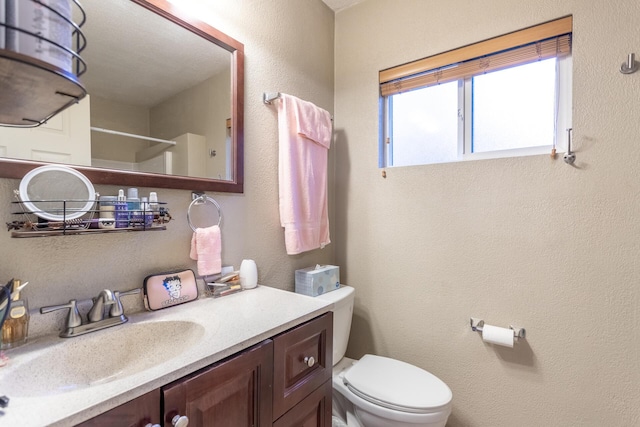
322 0 365 12
78 0 229 108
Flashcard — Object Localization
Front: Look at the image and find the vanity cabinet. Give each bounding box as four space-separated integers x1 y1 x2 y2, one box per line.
75 312 332 427
163 339 273 427
76 389 161 427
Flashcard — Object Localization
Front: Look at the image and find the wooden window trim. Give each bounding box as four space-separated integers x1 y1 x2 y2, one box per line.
379 15 573 90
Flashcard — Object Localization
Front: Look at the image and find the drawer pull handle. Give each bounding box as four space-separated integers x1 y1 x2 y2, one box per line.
304 356 315 367
172 414 189 427
144 424 161 427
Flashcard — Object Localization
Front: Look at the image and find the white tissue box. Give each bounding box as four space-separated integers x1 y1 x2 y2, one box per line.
295 265 340 297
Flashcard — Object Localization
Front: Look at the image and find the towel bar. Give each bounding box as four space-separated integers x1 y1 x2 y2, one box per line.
263 92 333 120
263 92 281 104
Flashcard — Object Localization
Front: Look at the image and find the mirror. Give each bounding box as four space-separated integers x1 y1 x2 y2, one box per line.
0 0 244 193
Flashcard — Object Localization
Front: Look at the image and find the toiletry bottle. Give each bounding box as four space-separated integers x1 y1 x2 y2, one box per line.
127 188 141 227
115 189 128 228
141 197 154 228
149 191 159 219
1 280 29 349
98 195 116 229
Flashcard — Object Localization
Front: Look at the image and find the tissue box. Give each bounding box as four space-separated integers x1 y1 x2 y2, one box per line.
295 265 340 297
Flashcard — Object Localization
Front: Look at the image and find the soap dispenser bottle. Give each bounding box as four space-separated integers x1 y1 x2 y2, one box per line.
1 280 29 349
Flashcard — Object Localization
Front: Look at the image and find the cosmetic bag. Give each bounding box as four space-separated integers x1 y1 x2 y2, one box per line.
143 269 198 311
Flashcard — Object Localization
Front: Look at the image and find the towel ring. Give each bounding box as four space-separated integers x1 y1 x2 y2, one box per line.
187 195 222 232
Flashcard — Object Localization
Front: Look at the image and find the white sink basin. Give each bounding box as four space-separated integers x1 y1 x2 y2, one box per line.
3 320 205 396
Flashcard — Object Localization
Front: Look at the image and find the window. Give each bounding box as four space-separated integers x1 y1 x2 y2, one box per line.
380 16 572 167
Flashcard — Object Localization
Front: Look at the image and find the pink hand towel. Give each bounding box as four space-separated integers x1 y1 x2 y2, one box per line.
276 94 331 255
189 225 222 277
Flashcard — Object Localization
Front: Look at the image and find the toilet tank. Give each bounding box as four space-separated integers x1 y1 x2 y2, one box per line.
316 285 355 366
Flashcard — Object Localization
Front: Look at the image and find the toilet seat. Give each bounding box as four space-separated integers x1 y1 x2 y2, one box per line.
343 354 452 414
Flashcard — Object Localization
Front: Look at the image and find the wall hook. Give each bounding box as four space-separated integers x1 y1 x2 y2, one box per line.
563 128 575 165
620 53 638 74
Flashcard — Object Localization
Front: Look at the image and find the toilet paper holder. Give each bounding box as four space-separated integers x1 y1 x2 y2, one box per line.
470 317 526 341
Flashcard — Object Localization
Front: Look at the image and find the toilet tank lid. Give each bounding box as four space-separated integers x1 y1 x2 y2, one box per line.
315 285 354 305
344 354 452 413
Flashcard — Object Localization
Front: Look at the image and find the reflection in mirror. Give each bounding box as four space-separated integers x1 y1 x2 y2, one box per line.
0 0 244 193
84 0 232 181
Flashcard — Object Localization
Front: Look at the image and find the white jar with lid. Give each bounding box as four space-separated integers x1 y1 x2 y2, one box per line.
239 259 258 289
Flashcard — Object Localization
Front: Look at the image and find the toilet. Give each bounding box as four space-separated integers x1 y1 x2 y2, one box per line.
316 285 452 427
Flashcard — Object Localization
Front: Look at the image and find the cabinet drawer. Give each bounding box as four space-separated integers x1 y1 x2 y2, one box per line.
273 312 333 420
273 380 332 427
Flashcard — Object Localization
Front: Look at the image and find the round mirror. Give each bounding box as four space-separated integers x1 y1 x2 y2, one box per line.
18 165 96 221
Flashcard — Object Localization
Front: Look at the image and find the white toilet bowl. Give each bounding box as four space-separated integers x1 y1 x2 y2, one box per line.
316 286 453 427
331 356 452 427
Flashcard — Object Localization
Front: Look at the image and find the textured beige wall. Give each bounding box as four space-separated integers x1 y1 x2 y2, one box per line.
334 0 640 426
0 0 335 334
150 70 231 179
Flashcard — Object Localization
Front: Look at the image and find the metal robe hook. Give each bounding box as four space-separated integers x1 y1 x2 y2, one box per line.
620 53 638 74
563 128 575 165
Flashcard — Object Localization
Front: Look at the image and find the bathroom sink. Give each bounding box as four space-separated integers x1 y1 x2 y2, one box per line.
3 320 205 396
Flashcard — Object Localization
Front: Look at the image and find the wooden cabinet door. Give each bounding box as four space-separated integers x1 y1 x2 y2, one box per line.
273 380 332 427
75 389 161 427
273 312 333 420
162 339 273 427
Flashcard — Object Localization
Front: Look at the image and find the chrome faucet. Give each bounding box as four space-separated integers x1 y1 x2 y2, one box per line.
87 289 115 323
40 288 141 338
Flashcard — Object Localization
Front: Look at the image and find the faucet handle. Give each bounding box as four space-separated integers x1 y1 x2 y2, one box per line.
110 288 141 318
40 299 82 329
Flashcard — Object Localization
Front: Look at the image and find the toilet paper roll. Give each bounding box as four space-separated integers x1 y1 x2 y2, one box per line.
482 324 514 348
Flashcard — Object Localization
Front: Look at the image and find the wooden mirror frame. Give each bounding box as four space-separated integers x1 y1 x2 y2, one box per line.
0 0 244 193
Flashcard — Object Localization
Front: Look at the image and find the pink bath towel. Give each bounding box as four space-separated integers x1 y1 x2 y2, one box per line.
276 94 332 255
189 225 222 276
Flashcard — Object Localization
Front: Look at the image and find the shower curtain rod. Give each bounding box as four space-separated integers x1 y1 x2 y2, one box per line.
90 127 177 145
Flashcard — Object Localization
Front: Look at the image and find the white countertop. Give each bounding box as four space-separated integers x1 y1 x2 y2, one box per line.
0 286 332 427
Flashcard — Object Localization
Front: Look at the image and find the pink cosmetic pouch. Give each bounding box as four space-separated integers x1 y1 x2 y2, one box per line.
143 269 198 311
